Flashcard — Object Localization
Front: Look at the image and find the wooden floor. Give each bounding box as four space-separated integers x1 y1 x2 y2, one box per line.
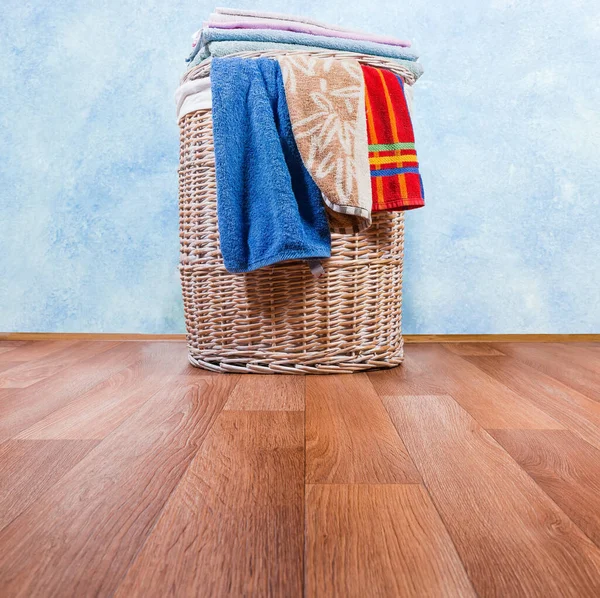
0 341 599 597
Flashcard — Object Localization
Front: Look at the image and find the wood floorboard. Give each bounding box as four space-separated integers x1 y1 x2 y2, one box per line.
0 341 120 389
1 341 600 597
466 355 600 451
370 344 562 429
539 343 600 374
571 343 600 364
489 429 600 548
115 410 304 598
575 342 600 354
305 484 475 598
497 343 600 402
0 341 118 388
224 374 304 410
16 342 194 440
305 374 420 484
382 394 600 597
0 341 148 442
0 362 25 375
0 341 79 362
0 375 238 598
0 439 99 531
369 347 448 395
442 342 505 356
0 341 27 356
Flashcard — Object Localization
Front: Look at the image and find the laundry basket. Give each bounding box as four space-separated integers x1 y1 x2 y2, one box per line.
179 50 415 373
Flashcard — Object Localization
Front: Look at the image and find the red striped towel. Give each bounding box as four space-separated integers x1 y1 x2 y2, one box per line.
361 64 425 212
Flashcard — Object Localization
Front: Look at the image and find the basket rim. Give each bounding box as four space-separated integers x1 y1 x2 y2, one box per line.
182 48 417 85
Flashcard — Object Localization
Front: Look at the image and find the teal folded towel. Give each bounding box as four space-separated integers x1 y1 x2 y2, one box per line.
211 57 331 273
192 27 419 63
189 41 424 83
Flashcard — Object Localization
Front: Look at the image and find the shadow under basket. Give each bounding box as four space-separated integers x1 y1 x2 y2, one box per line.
179 51 407 374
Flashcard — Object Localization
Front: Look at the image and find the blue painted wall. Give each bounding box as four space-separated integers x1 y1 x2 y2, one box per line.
1 0 599 333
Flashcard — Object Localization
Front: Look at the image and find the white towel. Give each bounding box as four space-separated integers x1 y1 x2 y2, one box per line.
175 77 212 122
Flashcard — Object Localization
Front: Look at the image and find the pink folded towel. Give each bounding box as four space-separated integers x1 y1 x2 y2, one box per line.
212 7 411 47
215 7 359 31
207 19 412 48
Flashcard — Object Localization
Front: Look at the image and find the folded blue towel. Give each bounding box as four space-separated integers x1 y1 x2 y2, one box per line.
188 41 424 83
191 28 419 63
211 57 331 273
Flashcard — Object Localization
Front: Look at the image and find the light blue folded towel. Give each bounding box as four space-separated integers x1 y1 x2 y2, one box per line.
190 27 419 63
211 57 331 273
189 41 424 82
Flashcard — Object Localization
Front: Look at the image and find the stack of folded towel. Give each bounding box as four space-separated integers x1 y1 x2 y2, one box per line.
177 7 425 274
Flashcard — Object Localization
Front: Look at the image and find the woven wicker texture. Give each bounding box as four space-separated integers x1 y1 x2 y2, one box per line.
179 50 406 373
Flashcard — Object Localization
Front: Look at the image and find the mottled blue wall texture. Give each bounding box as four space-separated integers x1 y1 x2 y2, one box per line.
1 0 599 333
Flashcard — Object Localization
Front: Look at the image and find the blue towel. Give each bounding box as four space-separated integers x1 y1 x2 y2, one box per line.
190 28 419 63
211 57 331 273
188 41 424 83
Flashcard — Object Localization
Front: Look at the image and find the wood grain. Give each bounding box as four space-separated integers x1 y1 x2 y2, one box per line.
0 362 24 375
224 374 304 410
16 342 193 440
490 429 600 547
305 374 420 484
115 410 304 598
0 376 237 598
382 394 600 597
0 341 147 442
370 344 562 429
569 343 600 364
467 355 600 451
498 343 600 402
0 341 119 389
369 348 447 395
0 340 599 596
0 439 98 531
305 484 475 598
0 341 27 355
540 343 600 374
0 341 78 362
442 342 505 356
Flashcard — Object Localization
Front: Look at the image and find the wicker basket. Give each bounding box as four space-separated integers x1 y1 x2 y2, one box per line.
179 50 408 374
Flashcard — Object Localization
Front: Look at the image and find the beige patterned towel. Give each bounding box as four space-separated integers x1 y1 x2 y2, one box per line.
277 54 371 233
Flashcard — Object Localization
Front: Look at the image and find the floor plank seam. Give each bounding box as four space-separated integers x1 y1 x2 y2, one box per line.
486 429 600 553
0 341 123 391
443 348 567 431
111 377 240 595
495 345 600 404
303 382 307 598
378 396 597 595
365 373 424 482
0 346 142 443
0 439 101 533
0 375 185 543
371 388 481 597
462 352 600 452
561 430 600 457
304 481 423 486
14 361 174 443
402 473 480 597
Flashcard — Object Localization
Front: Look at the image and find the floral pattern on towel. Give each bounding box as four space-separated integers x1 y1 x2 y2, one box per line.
278 54 372 233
